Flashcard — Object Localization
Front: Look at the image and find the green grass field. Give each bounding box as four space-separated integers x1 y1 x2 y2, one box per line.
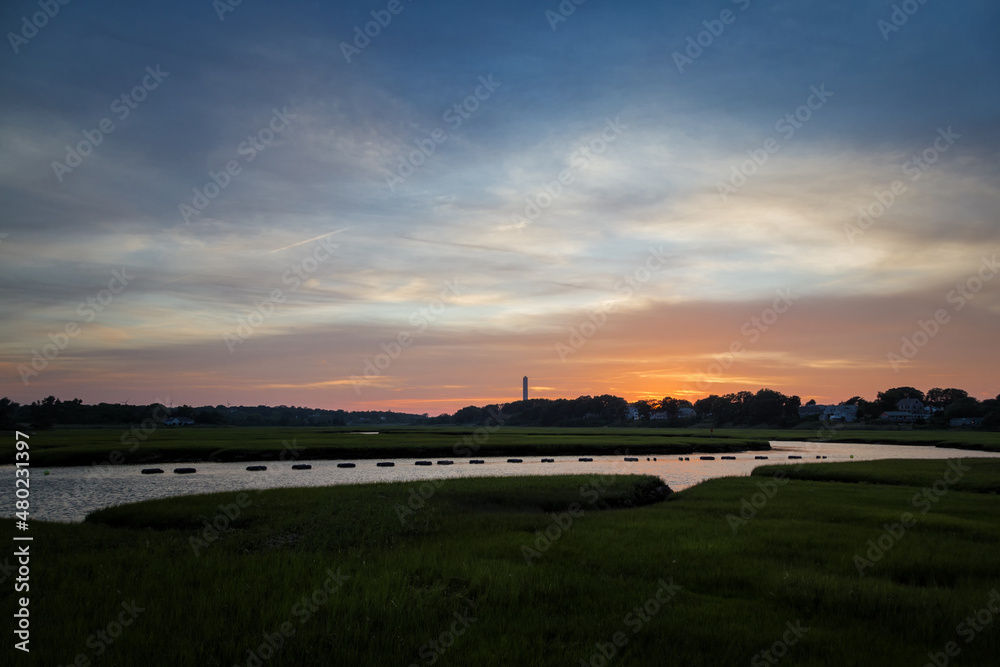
753 458 1000 494
719 426 1000 451
8 460 1000 665
2 426 771 467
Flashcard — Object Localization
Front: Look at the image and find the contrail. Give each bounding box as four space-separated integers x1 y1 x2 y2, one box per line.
394 232 558 262
164 273 199 284
270 228 350 254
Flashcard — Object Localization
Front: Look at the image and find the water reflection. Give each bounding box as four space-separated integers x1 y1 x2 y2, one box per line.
5 441 999 523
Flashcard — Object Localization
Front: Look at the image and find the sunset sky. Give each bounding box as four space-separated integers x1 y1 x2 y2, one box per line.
1 0 998 414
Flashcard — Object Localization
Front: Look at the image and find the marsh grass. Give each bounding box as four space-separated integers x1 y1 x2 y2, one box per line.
3 427 770 467
753 458 1000 494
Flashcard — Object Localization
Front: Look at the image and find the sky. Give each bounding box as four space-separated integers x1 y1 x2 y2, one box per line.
1 0 998 414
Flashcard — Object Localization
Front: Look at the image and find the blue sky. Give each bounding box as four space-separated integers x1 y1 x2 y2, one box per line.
1 0 998 412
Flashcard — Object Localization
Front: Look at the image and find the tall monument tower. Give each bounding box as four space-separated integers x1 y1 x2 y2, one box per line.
523 376 528 401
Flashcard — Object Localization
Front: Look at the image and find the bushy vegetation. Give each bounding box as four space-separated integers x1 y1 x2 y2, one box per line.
0 426 769 467
438 395 629 427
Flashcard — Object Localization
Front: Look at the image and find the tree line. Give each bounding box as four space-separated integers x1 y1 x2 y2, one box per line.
2 385 997 430
438 386 999 428
0 396 428 430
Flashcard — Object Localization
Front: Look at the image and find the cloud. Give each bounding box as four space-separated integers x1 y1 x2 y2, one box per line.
1 0 998 410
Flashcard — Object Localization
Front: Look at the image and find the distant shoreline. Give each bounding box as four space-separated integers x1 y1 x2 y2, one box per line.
7 440 772 468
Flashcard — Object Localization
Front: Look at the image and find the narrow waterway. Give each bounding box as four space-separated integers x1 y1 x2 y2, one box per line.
5 441 998 522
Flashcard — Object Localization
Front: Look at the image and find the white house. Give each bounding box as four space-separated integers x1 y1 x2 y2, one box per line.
896 398 925 415
823 405 858 422
798 404 856 422
164 417 195 426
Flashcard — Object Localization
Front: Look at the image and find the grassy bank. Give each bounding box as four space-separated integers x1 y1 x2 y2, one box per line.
690 427 1000 451
9 461 1000 665
753 458 1000 494
1 426 770 467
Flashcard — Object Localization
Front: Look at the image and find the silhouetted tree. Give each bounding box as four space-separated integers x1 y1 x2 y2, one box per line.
944 397 983 420
452 406 485 424
926 388 969 409
875 387 925 414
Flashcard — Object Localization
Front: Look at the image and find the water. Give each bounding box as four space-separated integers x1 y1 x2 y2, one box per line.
4 441 999 523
